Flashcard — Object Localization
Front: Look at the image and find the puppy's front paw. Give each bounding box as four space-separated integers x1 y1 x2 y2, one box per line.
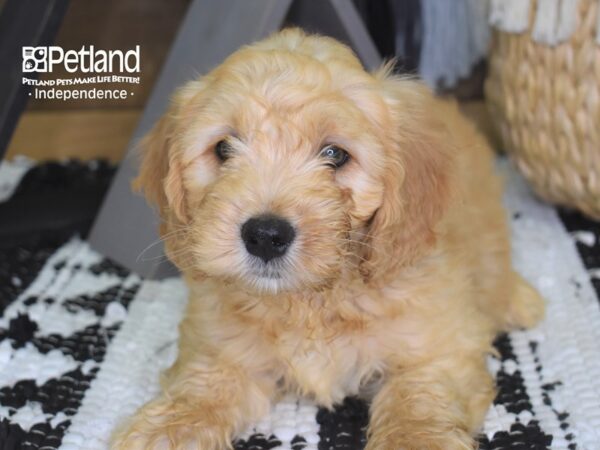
366 427 475 450
507 274 545 329
111 398 233 450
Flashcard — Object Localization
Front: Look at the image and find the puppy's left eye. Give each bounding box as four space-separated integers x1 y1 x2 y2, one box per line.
215 139 234 163
319 145 350 168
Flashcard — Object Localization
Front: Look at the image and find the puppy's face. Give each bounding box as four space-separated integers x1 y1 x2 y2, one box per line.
136 30 453 294
177 47 387 293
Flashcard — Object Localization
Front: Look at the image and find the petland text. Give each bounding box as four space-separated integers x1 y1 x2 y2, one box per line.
22 46 140 74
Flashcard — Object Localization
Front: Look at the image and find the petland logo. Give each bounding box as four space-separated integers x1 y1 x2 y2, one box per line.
22 45 140 73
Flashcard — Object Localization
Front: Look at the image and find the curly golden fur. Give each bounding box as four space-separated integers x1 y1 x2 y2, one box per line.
111 29 544 450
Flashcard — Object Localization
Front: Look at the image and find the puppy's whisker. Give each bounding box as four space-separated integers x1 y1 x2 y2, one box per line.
140 253 171 263
136 229 190 262
137 239 171 263
141 248 193 263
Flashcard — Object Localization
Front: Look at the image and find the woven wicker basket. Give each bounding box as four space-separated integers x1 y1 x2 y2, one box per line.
486 0 600 218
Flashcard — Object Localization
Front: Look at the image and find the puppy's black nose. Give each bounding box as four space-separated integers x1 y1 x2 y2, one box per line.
241 215 295 263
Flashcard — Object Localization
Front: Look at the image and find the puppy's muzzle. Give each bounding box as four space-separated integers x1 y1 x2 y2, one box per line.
241 214 295 263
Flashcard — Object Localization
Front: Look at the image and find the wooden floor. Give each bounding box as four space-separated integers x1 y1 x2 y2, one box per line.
5 109 141 163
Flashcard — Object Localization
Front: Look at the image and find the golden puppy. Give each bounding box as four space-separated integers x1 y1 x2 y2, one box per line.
112 29 544 450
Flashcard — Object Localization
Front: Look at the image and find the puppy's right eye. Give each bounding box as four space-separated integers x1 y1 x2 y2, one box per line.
215 140 234 162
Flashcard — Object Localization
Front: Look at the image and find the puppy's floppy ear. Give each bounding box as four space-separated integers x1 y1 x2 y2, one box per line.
361 74 456 281
133 81 204 224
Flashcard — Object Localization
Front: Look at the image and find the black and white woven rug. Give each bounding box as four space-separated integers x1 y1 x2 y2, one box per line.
0 158 599 450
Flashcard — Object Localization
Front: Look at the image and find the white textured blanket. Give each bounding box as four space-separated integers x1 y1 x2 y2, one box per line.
0 161 599 450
